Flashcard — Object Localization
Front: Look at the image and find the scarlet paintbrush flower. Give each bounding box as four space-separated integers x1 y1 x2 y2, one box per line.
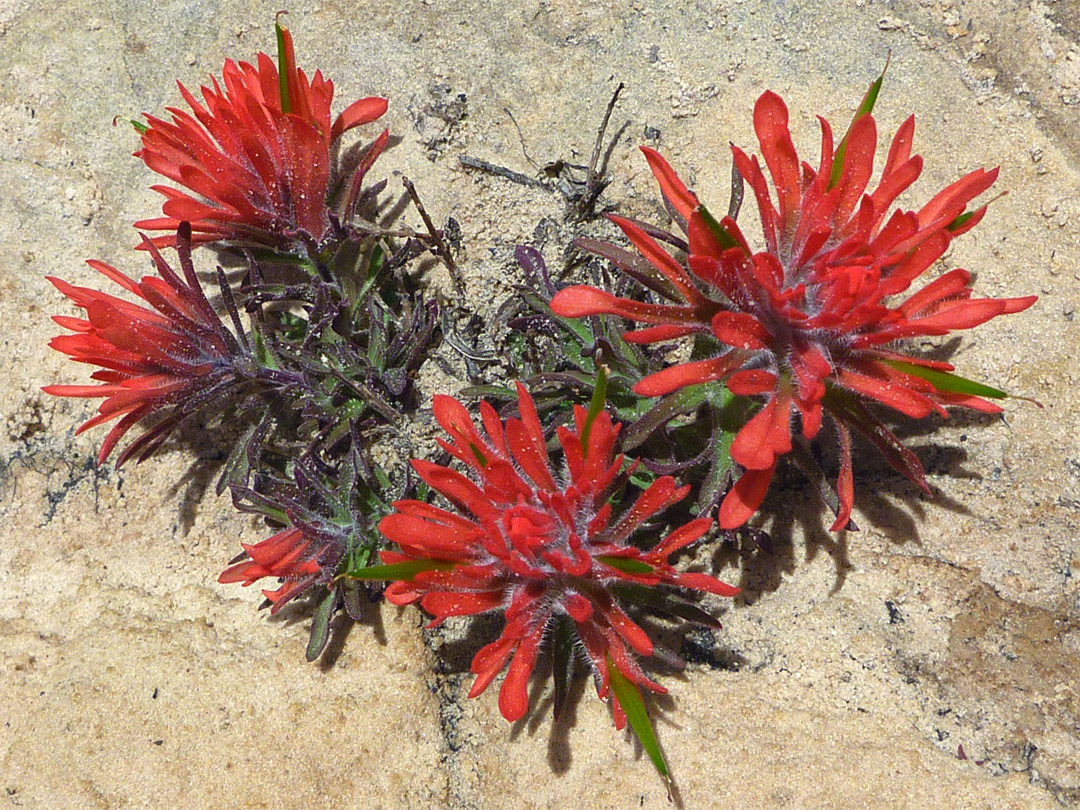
552 88 1036 532
44 224 254 465
216 457 393 652
218 527 321 612
373 382 738 727
218 513 351 615
133 16 388 255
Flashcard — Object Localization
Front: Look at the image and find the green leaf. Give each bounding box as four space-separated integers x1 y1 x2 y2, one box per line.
305 587 337 662
251 323 280 371
830 61 888 189
275 16 291 115
469 443 489 468
128 118 148 134
215 417 266 497
606 657 669 782
698 385 741 511
621 384 709 452
342 583 364 621
855 66 886 121
352 243 384 313
882 360 1008 399
697 204 740 251
277 310 309 341
597 555 654 575
340 558 457 581
367 298 389 368
628 464 660 492
345 541 375 575
945 210 975 233
373 464 393 493
580 365 609 453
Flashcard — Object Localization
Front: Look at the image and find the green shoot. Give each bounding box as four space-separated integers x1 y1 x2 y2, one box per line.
883 359 1008 399
607 657 670 784
830 56 889 189
580 365 609 454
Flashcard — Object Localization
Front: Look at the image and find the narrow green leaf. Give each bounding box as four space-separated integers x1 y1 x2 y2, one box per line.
215 420 263 496
251 323 280 371
621 384 708 451
598 555 654 575
373 464 393 492
277 310 308 341
699 429 735 514
697 203 740 251
258 504 290 525
128 118 148 135
698 385 741 511
342 584 364 621
305 587 337 662
855 67 886 121
882 360 1008 399
367 299 388 368
580 365 609 454
830 61 888 189
352 243 384 312
340 558 457 581
945 210 975 233
606 657 669 782
346 541 374 575
275 16 291 114
469 442 489 468
244 246 320 270
628 464 660 492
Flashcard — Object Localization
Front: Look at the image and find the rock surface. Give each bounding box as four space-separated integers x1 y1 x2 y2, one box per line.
1 1 1077 808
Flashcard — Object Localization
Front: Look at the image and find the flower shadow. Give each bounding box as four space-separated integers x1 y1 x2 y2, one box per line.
499 611 734 789
317 595 389 671
711 407 997 603
163 418 233 536
259 584 390 670
712 493 846 605
415 597 723 784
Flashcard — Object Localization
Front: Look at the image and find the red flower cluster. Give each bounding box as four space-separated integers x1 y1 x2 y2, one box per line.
552 90 1036 531
377 384 738 725
218 525 331 614
134 17 388 254
44 225 251 466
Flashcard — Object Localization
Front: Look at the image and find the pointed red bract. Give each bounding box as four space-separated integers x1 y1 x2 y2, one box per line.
551 92 1036 531
133 22 388 254
377 384 738 725
44 226 251 466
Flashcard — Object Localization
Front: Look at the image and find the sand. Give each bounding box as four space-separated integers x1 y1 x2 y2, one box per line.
1 1 1077 807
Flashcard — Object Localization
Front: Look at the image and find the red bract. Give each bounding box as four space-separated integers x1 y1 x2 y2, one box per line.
377 383 738 726
552 90 1036 532
44 224 252 466
133 18 388 254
